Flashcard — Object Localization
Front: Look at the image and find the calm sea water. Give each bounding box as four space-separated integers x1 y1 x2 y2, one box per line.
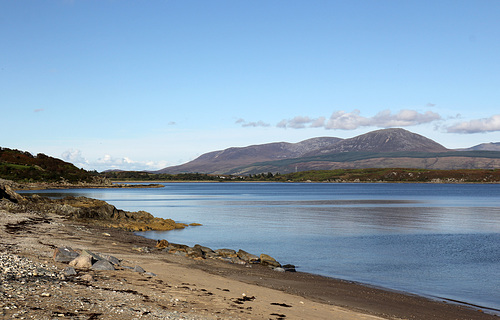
22 183 500 312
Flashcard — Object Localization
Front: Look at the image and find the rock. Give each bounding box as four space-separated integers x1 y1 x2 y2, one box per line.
156 239 169 249
237 249 260 264
53 247 79 263
91 260 115 271
69 255 93 269
133 265 145 273
0 184 24 203
194 244 214 255
19 194 186 232
80 250 103 264
215 248 237 258
80 274 94 282
260 254 281 268
204 251 217 259
62 266 77 276
273 267 286 272
168 243 189 252
100 254 120 266
282 264 296 272
230 257 247 265
173 250 187 257
186 246 204 259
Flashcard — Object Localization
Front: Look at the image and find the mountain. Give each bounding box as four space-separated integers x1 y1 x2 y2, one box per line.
158 128 500 175
157 137 343 174
305 128 447 156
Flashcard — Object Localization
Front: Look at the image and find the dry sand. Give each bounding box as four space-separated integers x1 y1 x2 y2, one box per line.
0 209 496 320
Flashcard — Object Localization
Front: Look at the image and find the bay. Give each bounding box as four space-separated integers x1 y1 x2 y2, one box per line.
22 182 500 312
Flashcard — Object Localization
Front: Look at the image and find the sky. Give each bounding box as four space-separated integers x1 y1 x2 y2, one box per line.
1 0 500 172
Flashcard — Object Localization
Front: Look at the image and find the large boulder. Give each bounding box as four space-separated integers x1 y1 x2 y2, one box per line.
69 255 93 269
53 247 79 263
91 260 115 271
186 246 204 259
156 239 169 249
260 253 281 268
237 249 260 264
0 183 24 203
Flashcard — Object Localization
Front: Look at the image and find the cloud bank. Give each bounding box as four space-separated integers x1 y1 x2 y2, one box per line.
276 109 442 130
62 150 168 172
446 114 500 133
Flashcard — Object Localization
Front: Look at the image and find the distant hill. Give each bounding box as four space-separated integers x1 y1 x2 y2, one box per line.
0 147 98 183
458 142 500 151
158 128 500 175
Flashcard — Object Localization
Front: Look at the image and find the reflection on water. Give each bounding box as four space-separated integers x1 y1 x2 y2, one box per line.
21 183 500 312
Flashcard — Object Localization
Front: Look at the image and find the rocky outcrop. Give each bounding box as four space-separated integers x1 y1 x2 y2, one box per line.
1 180 191 232
35 196 189 231
0 183 25 203
154 239 294 271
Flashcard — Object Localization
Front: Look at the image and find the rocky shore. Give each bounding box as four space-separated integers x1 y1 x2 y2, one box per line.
1 181 497 319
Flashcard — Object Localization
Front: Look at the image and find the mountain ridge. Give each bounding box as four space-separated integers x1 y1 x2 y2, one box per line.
157 128 500 175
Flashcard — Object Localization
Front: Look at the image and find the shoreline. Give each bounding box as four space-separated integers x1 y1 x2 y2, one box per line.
138 232 500 318
1 208 497 319
3 182 499 319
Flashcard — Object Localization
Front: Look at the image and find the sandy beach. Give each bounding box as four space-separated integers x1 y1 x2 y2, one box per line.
1 203 497 320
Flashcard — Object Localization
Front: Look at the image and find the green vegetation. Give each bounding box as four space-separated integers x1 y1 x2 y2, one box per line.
103 168 500 183
0 147 98 183
275 168 500 183
101 171 240 181
3 146 499 185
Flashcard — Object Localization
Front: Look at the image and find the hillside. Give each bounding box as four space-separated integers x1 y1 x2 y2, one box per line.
158 128 500 175
459 142 500 151
0 147 99 183
158 136 342 174
304 128 447 156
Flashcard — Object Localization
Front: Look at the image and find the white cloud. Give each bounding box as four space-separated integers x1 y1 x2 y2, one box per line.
236 119 271 127
370 109 441 127
446 114 500 133
276 116 314 129
325 110 371 130
310 116 326 128
61 149 89 168
62 149 169 172
277 109 441 131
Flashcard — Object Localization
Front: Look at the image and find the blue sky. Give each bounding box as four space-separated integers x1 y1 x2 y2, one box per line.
2 1 500 172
